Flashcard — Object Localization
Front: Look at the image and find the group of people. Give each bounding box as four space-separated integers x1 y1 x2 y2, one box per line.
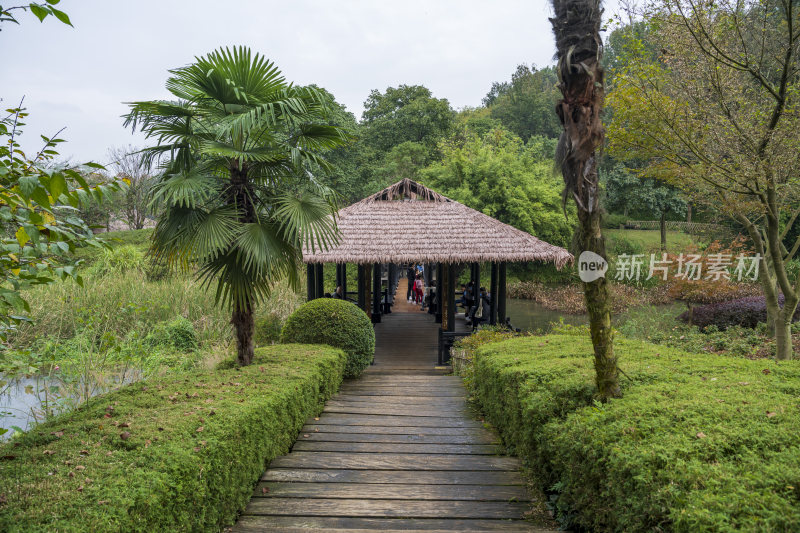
406 264 427 309
458 281 491 326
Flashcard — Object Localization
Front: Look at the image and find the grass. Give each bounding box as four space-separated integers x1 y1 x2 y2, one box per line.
606 228 700 254
471 334 800 532
0 228 306 431
0 344 347 532
8 229 304 369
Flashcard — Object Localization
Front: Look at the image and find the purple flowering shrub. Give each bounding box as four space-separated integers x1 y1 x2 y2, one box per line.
680 294 800 330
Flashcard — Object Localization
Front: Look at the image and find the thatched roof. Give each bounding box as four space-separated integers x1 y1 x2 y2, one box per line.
303 178 573 268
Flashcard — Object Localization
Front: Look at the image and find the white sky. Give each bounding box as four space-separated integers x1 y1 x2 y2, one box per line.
1 0 621 165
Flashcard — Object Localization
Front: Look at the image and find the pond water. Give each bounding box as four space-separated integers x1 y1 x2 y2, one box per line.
0 370 141 439
504 298 682 333
505 298 587 333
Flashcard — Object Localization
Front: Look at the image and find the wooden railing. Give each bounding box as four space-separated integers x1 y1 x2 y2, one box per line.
624 220 728 234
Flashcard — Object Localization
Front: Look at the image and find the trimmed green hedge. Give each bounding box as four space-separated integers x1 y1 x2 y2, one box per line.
0 344 347 532
281 298 375 378
473 334 800 532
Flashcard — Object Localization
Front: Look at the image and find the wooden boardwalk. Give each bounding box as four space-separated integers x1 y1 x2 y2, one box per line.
234 291 551 532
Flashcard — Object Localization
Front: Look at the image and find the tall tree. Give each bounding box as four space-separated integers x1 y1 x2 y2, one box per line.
607 0 800 359
125 47 349 366
484 64 563 141
421 127 573 248
107 146 155 230
603 163 687 249
361 85 455 154
551 0 621 399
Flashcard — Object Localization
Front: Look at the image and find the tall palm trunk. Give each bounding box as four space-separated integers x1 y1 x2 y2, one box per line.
230 163 257 366
551 0 620 399
232 305 255 365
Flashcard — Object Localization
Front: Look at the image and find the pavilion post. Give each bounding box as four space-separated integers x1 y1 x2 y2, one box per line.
435 263 443 323
306 264 315 301
372 262 381 323
335 264 343 290
490 262 498 325
341 263 347 298
498 262 507 325
357 264 367 314
315 263 324 298
364 264 372 318
446 263 456 332
387 264 395 303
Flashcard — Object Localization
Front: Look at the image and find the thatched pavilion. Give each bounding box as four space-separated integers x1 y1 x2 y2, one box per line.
302 178 573 363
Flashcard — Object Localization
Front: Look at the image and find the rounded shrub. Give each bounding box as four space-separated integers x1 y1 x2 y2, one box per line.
146 316 198 351
281 299 375 378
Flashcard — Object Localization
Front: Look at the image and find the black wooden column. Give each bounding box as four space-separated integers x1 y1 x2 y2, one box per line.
490 262 499 325
372 262 381 323
387 264 396 310
335 263 343 289
364 264 372 318
315 263 324 298
341 263 347 298
357 264 367 313
498 262 507 325
306 264 315 301
435 263 443 323
446 263 456 332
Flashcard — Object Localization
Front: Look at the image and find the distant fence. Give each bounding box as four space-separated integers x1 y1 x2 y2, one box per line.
625 220 729 234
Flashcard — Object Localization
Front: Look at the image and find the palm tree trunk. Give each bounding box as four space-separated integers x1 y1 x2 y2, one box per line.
232 305 255 366
579 204 620 398
552 0 620 400
229 162 257 366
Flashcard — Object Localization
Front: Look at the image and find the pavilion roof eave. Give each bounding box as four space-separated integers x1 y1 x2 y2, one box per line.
301 178 574 269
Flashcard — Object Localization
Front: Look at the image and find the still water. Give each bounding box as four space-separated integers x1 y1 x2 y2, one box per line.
0 370 141 439
505 298 587 332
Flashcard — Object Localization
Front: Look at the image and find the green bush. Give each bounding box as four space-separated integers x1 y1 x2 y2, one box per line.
281 298 375 378
472 335 800 532
0 344 347 532
607 235 645 257
87 245 145 277
146 316 198 352
451 325 521 387
254 312 283 346
603 212 628 229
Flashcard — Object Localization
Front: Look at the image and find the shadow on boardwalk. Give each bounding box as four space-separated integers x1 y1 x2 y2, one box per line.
232 309 557 532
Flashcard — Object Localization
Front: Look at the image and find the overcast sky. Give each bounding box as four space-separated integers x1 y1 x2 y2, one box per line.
1 0 622 165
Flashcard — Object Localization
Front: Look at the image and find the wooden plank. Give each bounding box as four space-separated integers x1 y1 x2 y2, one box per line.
234 515 545 532
310 414 483 428
243 498 532 519
269 452 520 471
339 385 467 398
291 441 501 455
341 383 464 390
348 375 460 382
339 387 467 398
296 432 498 445
301 424 494 437
323 403 468 418
261 468 525 485
332 396 466 405
254 482 528 501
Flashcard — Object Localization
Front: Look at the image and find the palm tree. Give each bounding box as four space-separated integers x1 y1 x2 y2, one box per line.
551 0 620 399
124 46 349 366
